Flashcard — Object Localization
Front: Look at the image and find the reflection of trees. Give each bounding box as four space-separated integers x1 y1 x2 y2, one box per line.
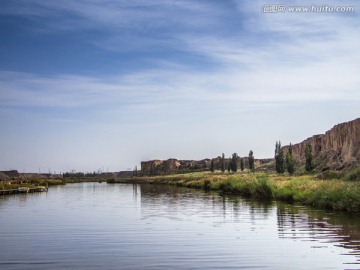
225 195 275 222
139 184 276 223
133 184 138 202
140 184 227 220
276 202 360 262
139 183 360 264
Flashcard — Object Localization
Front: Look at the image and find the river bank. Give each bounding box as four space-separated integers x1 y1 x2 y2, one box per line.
0 177 104 192
2 181 359 269
3 170 360 212
108 170 360 212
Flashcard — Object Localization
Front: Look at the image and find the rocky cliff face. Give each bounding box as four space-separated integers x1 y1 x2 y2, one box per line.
142 119 359 175
141 159 211 176
283 118 360 171
141 157 274 176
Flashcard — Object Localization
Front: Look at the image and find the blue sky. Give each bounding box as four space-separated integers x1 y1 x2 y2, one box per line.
0 0 359 173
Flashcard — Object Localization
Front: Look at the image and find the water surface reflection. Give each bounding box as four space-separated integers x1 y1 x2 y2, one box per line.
140 184 360 268
277 202 360 264
0 183 359 269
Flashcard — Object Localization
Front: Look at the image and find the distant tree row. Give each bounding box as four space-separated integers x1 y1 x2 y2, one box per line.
275 141 314 175
210 141 315 175
211 150 255 173
63 171 99 178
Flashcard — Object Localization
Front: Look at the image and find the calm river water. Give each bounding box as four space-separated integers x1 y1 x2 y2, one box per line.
0 182 360 270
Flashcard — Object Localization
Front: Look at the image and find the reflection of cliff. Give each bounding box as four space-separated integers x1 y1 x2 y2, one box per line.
276 202 360 261
139 184 224 221
283 118 360 171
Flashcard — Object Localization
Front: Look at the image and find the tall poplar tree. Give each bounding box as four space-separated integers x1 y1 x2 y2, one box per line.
286 143 295 175
221 153 225 173
230 153 238 172
248 150 255 172
305 143 314 172
275 141 285 174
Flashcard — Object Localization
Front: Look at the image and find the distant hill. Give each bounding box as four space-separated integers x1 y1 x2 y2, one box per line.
0 172 10 181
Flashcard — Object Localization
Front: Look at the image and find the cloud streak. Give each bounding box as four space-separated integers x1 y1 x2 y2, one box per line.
0 0 359 171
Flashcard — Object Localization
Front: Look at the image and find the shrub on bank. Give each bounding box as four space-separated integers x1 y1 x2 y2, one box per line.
345 168 360 182
213 176 273 199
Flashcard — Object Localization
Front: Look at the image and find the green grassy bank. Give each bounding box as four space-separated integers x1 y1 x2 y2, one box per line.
3 169 360 212
108 170 360 212
0 177 104 190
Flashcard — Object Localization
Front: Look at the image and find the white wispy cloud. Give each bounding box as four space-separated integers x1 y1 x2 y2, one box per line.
1 0 359 171
0 0 222 31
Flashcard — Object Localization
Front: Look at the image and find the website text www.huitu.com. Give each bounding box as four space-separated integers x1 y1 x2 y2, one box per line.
262 5 355 13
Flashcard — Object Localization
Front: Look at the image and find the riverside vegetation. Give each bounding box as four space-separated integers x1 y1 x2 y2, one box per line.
2 168 360 212
0 177 102 190
108 167 360 212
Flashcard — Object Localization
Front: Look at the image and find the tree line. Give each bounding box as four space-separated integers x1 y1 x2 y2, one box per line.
210 150 255 173
63 171 100 178
211 141 315 175
275 141 314 175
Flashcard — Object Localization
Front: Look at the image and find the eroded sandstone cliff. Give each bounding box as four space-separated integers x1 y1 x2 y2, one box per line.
141 157 273 176
141 159 211 176
283 118 360 171
141 118 359 175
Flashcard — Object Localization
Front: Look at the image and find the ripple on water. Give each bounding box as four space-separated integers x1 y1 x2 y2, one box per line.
0 183 359 270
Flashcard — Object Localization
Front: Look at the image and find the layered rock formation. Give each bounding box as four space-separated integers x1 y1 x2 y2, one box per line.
141 118 359 175
141 157 273 176
141 159 211 176
283 118 360 171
